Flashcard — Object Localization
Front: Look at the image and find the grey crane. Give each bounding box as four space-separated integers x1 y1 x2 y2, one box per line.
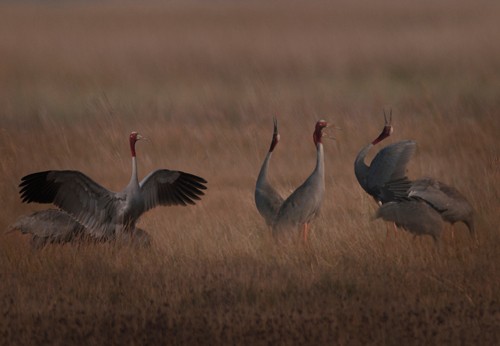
408 177 475 238
8 209 86 248
354 112 416 205
19 132 207 241
374 175 475 243
255 117 284 226
7 209 151 248
272 120 330 242
375 199 444 242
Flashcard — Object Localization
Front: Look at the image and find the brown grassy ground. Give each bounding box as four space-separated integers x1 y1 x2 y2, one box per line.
1 1 499 344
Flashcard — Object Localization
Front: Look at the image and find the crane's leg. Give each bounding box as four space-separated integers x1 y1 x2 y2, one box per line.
385 222 398 239
302 223 310 243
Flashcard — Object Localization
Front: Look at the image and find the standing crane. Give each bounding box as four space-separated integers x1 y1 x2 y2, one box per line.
354 111 416 205
7 209 151 248
272 120 331 242
408 177 475 239
255 117 284 226
18 131 207 241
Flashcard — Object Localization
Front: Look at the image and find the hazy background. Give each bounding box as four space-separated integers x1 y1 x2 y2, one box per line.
1 1 499 344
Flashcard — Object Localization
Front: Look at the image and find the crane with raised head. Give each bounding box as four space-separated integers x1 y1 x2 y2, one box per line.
255 117 284 226
354 111 416 205
18 131 207 241
272 120 331 242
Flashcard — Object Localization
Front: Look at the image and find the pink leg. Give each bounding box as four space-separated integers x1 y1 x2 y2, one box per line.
385 222 398 239
302 223 310 243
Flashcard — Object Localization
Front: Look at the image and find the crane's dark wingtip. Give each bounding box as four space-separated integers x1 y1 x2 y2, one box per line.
17 171 59 204
188 173 208 185
179 172 208 189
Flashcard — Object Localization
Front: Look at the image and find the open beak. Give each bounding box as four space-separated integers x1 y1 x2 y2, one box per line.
383 109 393 126
323 124 341 140
137 134 150 142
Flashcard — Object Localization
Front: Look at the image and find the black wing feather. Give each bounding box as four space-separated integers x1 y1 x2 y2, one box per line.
140 169 207 212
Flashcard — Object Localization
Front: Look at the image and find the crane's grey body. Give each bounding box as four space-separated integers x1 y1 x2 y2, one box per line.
408 178 475 234
375 200 444 241
273 144 324 237
255 118 284 226
8 209 86 248
18 132 207 242
355 140 416 204
272 121 328 240
8 209 151 248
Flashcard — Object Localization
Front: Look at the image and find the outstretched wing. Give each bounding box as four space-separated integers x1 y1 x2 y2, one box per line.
19 170 119 237
139 169 207 212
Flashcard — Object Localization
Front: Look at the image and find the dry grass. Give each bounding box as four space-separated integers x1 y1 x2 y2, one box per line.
1 1 499 344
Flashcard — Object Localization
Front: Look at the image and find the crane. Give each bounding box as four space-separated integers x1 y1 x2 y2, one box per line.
18 131 207 241
374 175 476 243
354 111 416 204
8 209 86 248
374 199 444 242
272 120 330 242
255 117 284 226
408 177 475 239
7 209 151 248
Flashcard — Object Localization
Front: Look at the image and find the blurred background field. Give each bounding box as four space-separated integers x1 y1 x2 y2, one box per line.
0 1 499 344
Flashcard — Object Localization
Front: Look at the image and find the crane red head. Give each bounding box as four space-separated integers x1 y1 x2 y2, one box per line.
313 120 329 145
129 131 144 157
372 110 393 145
269 116 280 153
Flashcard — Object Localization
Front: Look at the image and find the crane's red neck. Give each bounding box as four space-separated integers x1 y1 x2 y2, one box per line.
313 120 328 145
269 116 280 152
130 132 140 157
372 125 393 145
269 133 280 152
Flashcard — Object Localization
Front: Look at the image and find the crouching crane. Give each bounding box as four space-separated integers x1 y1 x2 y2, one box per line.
375 200 444 242
7 209 151 248
408 177 475 240
375 177 476 244
18 131 207 242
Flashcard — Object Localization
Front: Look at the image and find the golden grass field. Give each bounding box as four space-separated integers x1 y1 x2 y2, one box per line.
1 1 499 344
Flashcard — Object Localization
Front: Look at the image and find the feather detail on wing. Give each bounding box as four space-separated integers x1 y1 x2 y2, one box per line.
19 170 119 237
140 169 207 212
367 140 417 193
408 178 473 222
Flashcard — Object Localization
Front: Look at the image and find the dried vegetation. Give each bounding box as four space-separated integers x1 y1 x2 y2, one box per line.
0 1 499 344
